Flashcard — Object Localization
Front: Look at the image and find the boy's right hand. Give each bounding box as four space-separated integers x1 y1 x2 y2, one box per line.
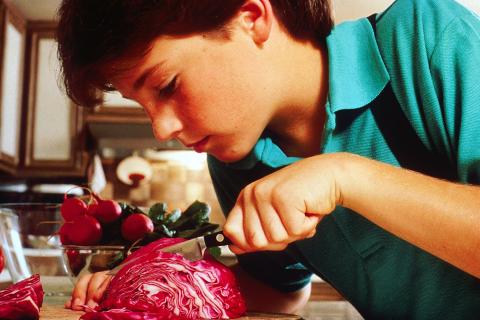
64 270 112 311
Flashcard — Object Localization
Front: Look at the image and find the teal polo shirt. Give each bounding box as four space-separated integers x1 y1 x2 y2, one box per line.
208 0 480 318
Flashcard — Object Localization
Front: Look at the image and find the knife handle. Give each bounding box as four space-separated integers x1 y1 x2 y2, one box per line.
204 230 232 247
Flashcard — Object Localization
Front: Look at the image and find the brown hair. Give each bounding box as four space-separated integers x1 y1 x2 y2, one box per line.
56 0 333 107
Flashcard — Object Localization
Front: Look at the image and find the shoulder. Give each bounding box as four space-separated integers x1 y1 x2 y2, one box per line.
378 0 475 24
376 0 478 56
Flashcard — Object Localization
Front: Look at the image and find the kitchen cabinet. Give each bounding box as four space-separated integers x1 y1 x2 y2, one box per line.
86 91 186 151
0 3 88 178
0 5 23 169
87 90 149 124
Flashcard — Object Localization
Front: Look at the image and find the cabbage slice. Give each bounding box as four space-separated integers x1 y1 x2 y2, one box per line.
83 238 246 320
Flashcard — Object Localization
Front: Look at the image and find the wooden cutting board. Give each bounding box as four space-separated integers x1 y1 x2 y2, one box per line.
40 305 83 320
40 305 303 319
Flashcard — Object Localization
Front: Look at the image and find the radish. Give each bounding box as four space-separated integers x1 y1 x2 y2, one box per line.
61 196 87 221
67 215 102 246
58 222 75 245
87 200 99 217
121 213 154 242
65 249 86 275
92 193 122 224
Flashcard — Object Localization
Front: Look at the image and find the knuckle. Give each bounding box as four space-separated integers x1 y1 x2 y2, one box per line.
306 229 317 238
270 230 288 243
93 286 107 301
287 223 305 237
271 187 289 207
222 224 236 238
251 183 270 200
242 184 254 198
246 230 268 249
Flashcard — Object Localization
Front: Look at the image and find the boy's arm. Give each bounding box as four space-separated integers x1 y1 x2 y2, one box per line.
231 263 311 314
338 154 480 278
223 152 480 279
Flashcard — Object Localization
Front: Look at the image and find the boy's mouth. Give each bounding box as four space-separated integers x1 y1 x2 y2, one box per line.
187 137 209 153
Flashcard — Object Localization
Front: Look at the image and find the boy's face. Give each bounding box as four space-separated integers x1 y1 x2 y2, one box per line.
110 32 279 163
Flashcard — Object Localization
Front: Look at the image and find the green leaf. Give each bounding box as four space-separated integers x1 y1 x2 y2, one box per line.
163 208 181 227
155 224 176 238
176 223 219 239
207 247 221 259
169 201 211 231
148 202 168 224
120 202 145 216
140 232 164 245
106 251 125 269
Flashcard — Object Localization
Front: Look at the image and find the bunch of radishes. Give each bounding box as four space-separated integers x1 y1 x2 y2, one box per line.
59 189 154 246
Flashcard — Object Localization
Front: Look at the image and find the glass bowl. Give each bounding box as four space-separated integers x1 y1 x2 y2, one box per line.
0 203 65 283
61 245 127 284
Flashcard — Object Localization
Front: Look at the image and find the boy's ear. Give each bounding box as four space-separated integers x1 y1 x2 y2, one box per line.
238 0 273 45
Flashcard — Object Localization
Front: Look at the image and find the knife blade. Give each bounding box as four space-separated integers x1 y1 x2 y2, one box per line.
107 230 231 275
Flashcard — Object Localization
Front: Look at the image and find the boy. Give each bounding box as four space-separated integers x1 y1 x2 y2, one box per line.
57 0 480 318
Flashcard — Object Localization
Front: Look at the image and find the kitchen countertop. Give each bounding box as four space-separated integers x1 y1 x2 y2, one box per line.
42 295 304 320
2 276 362 319
40 304 83 320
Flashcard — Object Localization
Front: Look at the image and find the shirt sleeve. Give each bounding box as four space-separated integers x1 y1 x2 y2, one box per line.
207 156 313 292
377 0 480 183
428 15 480 184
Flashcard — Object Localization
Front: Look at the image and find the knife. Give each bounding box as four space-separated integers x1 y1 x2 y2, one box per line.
107 231 231 275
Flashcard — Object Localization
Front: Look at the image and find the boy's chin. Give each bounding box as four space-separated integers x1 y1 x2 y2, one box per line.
209 148 251 164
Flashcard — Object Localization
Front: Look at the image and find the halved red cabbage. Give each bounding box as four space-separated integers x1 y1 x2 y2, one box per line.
86 238 246 320
0 274 44 320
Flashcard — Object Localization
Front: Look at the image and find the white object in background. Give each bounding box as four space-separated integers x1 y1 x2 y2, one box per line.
116 154 153 186
0 183 28 193
144 149 207 171
90 154 107 194
103 91 141 108
31 184 84 195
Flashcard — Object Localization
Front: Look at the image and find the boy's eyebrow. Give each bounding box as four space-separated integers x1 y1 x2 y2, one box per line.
133 62 165 90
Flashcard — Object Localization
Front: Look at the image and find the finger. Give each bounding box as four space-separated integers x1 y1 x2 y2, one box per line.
224 200 249 251
267 243 288 251
71 273 93 310
301 215 322 238
64 299 71 309
306 215 324 238
93 274 113 302
271 192 307 237
84 271 109 310
243 191 269 250
228 244 247 255
255 202 289 244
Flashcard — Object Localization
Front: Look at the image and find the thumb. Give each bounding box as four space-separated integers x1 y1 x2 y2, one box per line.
302 214 322 237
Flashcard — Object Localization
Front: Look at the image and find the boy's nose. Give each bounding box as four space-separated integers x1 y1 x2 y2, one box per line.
151 109 183 142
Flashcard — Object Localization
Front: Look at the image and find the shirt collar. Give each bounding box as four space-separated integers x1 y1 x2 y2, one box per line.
224 18 390 170
327 18 390 112
226 135 301 170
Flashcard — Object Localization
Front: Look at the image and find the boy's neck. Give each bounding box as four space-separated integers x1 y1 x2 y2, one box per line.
268 42 329 158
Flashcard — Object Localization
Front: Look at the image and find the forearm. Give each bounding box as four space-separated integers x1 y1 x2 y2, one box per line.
336 153 480 278
231 264 311 314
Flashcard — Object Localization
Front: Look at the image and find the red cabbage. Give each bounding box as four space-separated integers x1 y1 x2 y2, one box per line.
0 274 44 320
83 238 246 320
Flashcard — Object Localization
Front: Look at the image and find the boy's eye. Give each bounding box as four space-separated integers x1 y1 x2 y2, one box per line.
158 76 178 98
